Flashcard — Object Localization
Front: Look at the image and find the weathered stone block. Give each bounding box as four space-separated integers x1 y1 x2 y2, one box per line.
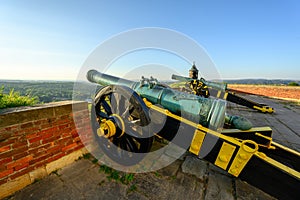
181 154 208 180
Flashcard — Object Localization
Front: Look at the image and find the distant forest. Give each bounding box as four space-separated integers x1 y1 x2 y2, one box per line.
0 79 299 104
0 80 93 103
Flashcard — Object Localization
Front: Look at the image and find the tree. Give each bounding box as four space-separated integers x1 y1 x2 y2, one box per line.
288 82 299 86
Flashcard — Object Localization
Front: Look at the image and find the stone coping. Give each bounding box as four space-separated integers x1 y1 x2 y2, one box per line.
0 101 87 128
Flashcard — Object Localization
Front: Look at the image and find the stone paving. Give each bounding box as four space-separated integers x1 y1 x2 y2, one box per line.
4 96 299 200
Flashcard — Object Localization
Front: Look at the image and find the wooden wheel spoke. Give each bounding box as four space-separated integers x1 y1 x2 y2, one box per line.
96 110 108 118
100 99 112 115
125 136 139 152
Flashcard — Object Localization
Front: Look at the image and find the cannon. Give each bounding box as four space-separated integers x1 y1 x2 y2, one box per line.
87 70 299 200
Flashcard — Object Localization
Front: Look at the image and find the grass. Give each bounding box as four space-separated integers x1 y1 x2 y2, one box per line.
0 86 38 109
99 164 135 185
127 184 137 193
82 153 91 159
154 171 162 178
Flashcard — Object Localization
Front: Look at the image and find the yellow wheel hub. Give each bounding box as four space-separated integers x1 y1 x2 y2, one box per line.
97 119 117 138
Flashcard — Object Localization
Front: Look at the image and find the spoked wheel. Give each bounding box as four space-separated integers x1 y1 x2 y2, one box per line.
91 85 153 166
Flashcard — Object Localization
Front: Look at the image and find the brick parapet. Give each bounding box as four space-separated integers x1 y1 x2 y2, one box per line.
0 101 92 198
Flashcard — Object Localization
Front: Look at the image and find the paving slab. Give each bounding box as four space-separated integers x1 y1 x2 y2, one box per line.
205 170 235 200
181 154 208 180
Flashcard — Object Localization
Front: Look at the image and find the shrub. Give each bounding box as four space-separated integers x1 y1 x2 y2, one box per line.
0 86 38 109
287 82 299 86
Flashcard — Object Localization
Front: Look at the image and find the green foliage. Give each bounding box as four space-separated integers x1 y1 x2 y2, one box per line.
107 170 120 181
99 164 113 174
92 158 98 164
0 86 38 109
99 164 134 185
127 184 137 193
288 82 299 86
120 173 134 184
82 153 91 159
0 81 75 103
154 171 162 177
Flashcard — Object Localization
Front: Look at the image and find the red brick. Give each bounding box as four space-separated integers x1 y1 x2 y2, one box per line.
28 147 39 155
73 137 81 142
12 140 28 149
47 145 61 155
12 146 29 155
0 157 13 166
46 153 64 163
41 133 53 140
26 133 39 139
6 155 33 169
33 150 47 158
28 136 42 144
9 165 34 180
61 143 77 152
33 120 42 126
0 178 8 185
12 131 22 137
20 122 33 129
22 127 40 135
61 131 72 138
28 141 40 148
58 124 70 130
0 165 5 171
0 145 11 153
40 127 58 134
22 155 33 162
6 161 20 169
40 124 49 129
38 143 51 150
31 161 46 169
70 129 79 137
14 162 29 171
0 138 16 146
53 119 71 126
67 143 84 153
5 125 19 131
52 130 62 137
62 127 73 133
0 149 13 158
29 154 50 165
57 136 72 146
64 139 73 147
0 169 14 179
41 135 61 144
13 151 29 160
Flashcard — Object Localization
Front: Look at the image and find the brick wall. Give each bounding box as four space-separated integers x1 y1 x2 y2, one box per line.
0 101 92 198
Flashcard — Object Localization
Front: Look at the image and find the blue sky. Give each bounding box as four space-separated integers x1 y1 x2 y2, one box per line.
0 0 299 80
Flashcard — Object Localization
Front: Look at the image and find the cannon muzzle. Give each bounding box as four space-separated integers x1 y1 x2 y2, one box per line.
87 69 136 88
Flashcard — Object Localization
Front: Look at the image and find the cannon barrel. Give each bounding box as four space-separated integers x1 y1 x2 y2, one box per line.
87 70 251 130
171 74 227 91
